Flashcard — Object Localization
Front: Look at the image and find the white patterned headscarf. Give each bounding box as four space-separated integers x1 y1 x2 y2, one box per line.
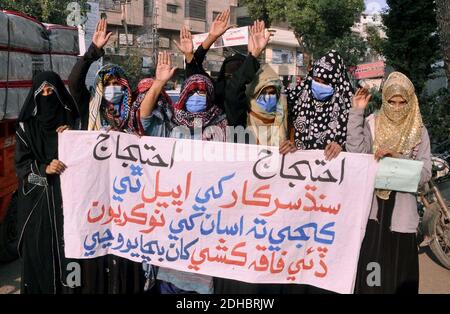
287 50 354 150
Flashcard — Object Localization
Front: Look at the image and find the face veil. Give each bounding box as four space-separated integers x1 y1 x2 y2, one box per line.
17 71 79 164
375 71 423 156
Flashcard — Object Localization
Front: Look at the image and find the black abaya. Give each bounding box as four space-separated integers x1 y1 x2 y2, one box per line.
15 71 79 294
354 192 419 294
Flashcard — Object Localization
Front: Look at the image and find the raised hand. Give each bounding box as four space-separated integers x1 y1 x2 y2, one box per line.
209 9 233 38
352 88 372 110
173 26 194 56
248 20 272 58
92 18 112 50
155 51 177 83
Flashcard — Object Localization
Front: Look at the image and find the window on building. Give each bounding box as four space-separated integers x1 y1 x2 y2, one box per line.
272 49 293 64
212 11 220 21
167 4 178 14
237 16 252 27
119 33 134 46
102 0 121 12
185 0 206 20
144 0 153 17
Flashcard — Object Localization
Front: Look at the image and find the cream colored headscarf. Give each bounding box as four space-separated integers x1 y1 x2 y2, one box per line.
375 71 423 199
245 65 288 147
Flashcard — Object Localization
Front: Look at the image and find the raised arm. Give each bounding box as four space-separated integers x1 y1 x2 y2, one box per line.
202 9 232 52
224 20 271 126
139 51 177 118
175 9 233 78
346 88 373 154
173 26 207 78
68 19 112 121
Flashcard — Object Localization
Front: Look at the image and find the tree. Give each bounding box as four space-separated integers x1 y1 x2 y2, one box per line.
330 32 367 67
365 24 384 56
382 0 440 94
0 0 87 25
242 0 366 66
420 88 450 150
435 0 450 87
105 49 144 90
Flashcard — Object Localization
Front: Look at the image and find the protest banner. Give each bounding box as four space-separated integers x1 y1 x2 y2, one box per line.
60 131 378 293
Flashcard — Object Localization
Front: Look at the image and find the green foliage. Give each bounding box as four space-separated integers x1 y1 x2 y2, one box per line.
0 0 88 25
330 32 367 67
382 0 440 94
105 50 144 90
242 0 366 65
419 88 450 151
365 87 382 116
365 24 384 55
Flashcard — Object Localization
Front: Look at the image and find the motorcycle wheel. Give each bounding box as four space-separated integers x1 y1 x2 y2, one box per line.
427 201 450 270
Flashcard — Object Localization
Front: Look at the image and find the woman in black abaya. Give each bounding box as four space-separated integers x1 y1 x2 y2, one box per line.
15 71 80 293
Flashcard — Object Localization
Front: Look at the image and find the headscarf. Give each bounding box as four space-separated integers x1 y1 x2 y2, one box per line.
88 64 142 134
287 50 353 150
375 71 423 155
133 78 177 133
173 74 228 141
214 54 246 108
375 71 424 200
18 71 79 164
246 64 288 146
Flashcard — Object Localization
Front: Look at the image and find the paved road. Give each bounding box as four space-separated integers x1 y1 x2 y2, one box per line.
0 258 20 294
418 247 450 293
1 250 449 294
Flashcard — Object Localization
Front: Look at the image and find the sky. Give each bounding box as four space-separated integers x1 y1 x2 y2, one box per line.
364 0 388 14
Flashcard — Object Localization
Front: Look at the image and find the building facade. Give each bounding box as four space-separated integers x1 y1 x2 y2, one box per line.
351 13 386 63
98 0 239 85
232 4 310 88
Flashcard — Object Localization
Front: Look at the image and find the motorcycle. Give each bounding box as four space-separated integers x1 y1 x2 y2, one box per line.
418 150 450 270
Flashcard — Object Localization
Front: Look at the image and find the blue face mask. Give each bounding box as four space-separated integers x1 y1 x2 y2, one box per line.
311 80 334 101
185 94 207 113
256 94 278 113
104 86 124 104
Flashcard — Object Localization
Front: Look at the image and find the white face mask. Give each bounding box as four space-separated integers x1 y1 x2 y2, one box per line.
104 86 124 103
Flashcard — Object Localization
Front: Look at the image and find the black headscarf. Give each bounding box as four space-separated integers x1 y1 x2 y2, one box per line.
17 71 79 164
214 54 246 108
287 50 354 150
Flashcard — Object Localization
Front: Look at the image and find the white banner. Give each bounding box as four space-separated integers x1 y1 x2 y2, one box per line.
192 27 248 49
60 131 378 294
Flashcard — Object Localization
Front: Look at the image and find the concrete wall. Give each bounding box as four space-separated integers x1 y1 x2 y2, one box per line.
101 0 145 26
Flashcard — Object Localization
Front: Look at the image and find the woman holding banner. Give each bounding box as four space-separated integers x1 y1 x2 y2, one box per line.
280 50 354 159
276 49 354 294
346 72 432 293
15 71 80 293
134 51 228 294
68 18 145 294
212 21 294 294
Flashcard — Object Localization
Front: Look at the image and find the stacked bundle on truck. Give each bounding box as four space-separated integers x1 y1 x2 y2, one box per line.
0 11 79 120
45 23 80 82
